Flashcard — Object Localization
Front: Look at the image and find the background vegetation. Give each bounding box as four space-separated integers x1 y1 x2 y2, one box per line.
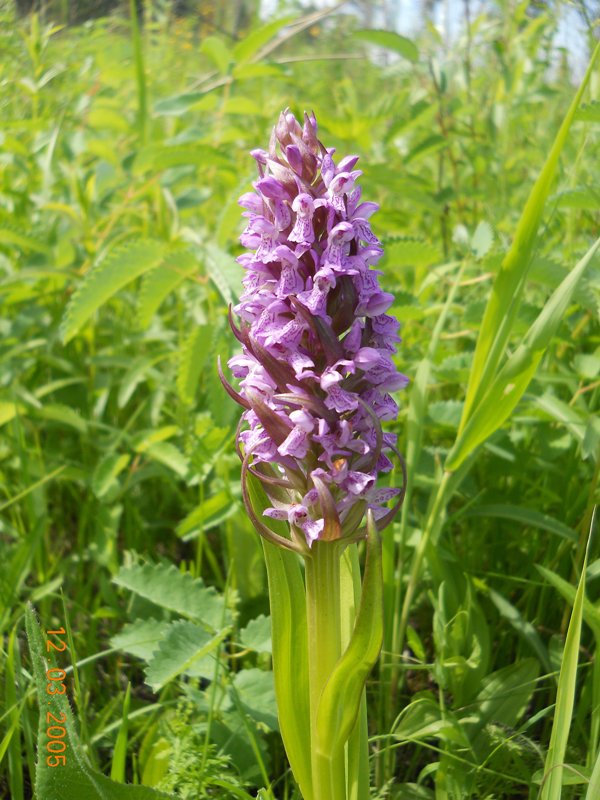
1 0 599 798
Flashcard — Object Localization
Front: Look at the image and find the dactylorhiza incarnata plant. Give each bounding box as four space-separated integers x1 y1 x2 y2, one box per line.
220 109 407 800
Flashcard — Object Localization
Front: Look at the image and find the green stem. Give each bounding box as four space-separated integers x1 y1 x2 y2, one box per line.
395 470 452 669
343 545 370 800
305 541 347 800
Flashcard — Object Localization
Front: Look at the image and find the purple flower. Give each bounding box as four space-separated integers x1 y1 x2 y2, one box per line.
221 109 407 552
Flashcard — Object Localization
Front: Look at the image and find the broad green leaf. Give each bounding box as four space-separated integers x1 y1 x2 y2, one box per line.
464 659 539 741
61 240 169 343
113 561 227 631
239 615 272 654
352 29 418 62
25 605 173 800
144 620 227 690
447 237 600 470
459 42 600 429
394 693 465 744
316 516 383 757
540 523 592 800
231 668 279 731
110 618 170 661
232 16 295 65
200 35 232 75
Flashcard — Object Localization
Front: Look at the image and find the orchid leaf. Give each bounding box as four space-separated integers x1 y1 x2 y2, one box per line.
316 514 383 757
247 474 313 800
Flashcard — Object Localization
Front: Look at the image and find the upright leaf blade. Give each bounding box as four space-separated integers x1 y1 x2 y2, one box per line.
447 238 600 470
540 514 594 800
247 474 314 800
459 42 600 430
316 515 383 756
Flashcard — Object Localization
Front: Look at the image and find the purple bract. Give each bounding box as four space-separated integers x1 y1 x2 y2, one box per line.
221 109 408 552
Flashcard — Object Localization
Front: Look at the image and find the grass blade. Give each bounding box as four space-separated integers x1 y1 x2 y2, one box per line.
540 510 596 800
459 41 600 430
447 237 600 471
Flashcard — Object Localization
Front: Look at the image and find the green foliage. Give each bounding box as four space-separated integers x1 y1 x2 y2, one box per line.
2 2 600 798
25 606 173 800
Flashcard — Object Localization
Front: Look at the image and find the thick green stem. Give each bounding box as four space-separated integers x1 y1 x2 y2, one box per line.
305 541 347 800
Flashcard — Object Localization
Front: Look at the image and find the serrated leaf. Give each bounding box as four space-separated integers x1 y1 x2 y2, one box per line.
118 357 154 408
204 243 243 305
177 325 211 404
92 453 130 498
25 606 173 800
384 237 440 267
352 29 418 62
141 442 189 478
138 249 198 328
61 240 169 343
428 400 463 429
0 226 49 253
144 620 227 690
111 618 170 661
239 615 272 654
231 669 278 731
113 562 228 630
35 403 87 433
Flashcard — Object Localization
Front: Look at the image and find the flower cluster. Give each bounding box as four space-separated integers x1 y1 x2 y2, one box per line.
222 109 407 551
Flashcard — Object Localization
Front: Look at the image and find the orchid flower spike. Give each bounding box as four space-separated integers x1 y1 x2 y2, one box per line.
222 108 408 553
